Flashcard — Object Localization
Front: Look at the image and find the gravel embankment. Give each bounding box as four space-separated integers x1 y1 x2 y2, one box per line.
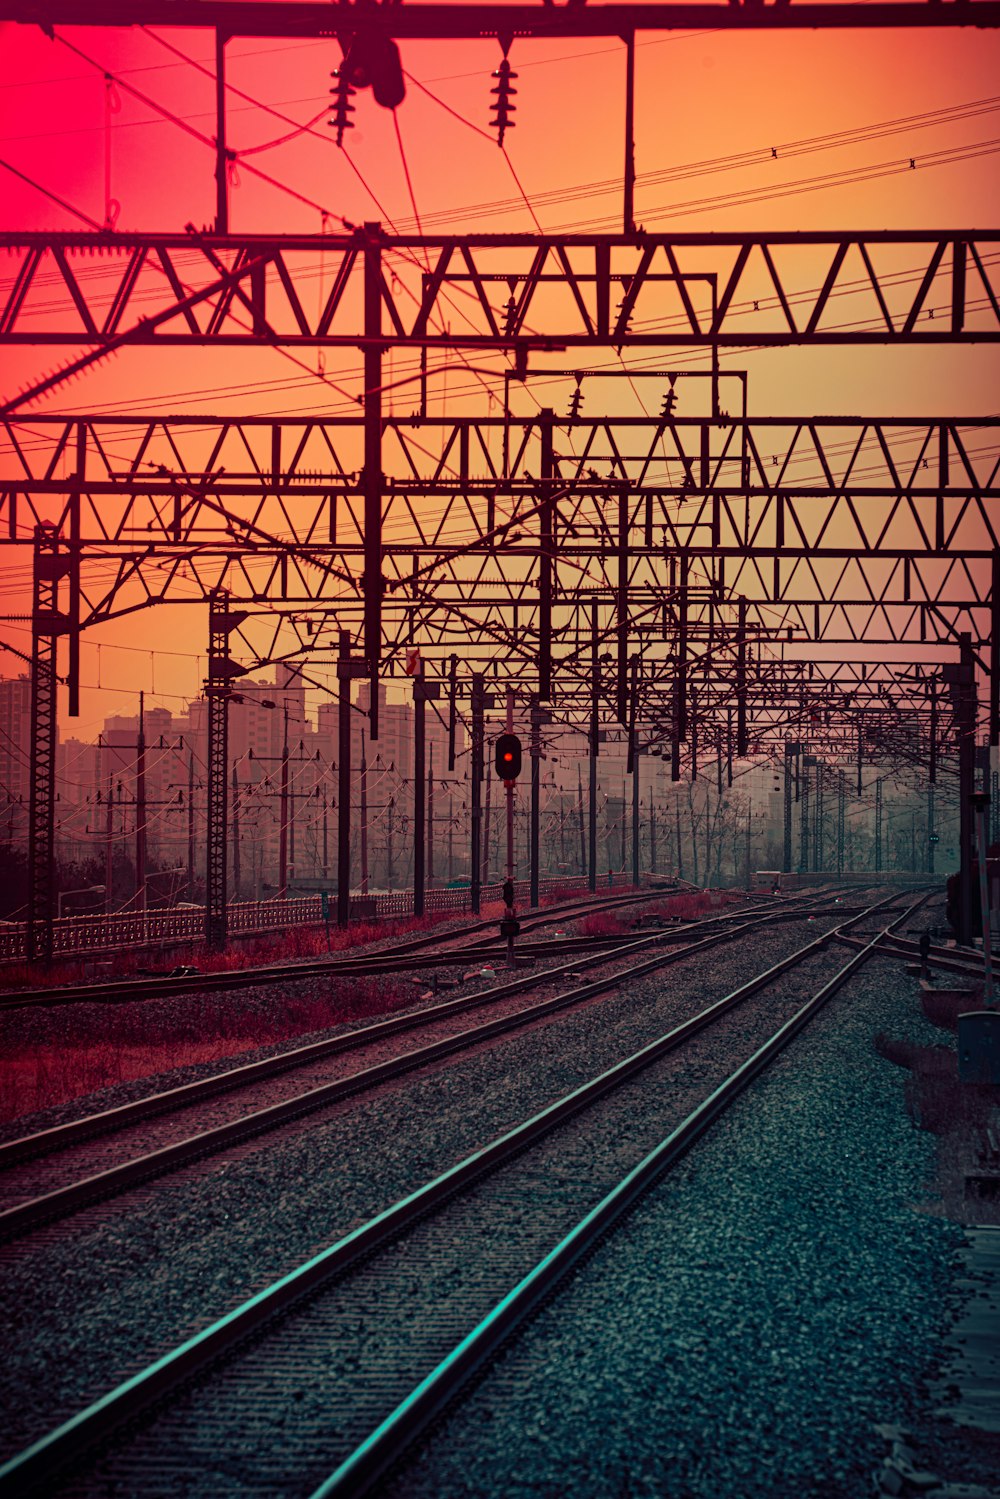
0 895 664 1143
380 946 966 1499
0 907 862 1464
0 919 798 1211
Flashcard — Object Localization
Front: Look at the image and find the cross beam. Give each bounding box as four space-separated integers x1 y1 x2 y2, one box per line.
3 2 998 35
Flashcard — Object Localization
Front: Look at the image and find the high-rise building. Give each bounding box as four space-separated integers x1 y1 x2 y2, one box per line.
0 674 34 842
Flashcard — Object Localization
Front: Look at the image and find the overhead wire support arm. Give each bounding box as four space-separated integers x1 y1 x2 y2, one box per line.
6 4 1000 36
214 27 229 235
623 31 636 238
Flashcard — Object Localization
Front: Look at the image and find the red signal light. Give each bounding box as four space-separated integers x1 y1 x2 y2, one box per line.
494 734 522 779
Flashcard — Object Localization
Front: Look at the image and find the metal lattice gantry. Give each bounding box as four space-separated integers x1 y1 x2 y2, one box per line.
2 230 998 360
4 2 1000 34
2 0 999 956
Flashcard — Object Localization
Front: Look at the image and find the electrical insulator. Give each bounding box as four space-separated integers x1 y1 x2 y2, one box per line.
568 381 584 421
503 294 518 336
489 57 518 147
329 68 356 147
660 386 678 419
615 293 633 332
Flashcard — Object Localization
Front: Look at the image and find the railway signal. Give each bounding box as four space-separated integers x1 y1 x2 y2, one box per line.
495 734 522 782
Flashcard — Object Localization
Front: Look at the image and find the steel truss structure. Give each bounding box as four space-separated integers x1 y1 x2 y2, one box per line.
2 231 998 358
4 2 1000 35
3 3 999 956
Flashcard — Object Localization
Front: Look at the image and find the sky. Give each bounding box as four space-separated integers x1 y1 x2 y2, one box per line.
0 8 998 739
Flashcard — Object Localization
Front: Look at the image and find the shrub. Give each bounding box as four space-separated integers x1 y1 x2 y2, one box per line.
0 974 417 1125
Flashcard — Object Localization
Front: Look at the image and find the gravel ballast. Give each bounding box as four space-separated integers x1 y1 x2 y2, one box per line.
379 949 966 1499
0 909 864 1464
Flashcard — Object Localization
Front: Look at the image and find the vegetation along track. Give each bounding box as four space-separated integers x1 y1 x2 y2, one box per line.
0 887 690 1010
0 889 928 1496
0 891 847 1242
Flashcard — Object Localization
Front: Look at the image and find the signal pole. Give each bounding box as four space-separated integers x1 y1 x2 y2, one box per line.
470 673 485 914
104 775 114 911
589 600 600 892
427 744 435 891
232 763 241 899
135 693 147 913
360 734 369 895
413 661 426 918
505 686 515 891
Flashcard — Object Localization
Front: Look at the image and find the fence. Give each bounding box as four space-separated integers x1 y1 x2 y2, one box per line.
0 874 635 965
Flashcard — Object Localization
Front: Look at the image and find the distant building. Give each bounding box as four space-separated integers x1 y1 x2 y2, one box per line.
0 674 33 844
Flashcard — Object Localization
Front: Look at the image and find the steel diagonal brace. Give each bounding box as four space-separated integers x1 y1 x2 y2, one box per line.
0 247 277 418
386 480 578 594
155 484 356 592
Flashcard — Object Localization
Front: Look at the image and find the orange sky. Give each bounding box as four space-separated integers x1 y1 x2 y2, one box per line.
0 13 998 734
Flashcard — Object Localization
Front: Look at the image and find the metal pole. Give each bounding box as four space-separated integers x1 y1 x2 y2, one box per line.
288 742 296 883
875 777 883 873
813 762 824 872
991 549 1000 747
279 706 289 900
187 750 196 896
973 793 995 1004
214 30 229 233
360 735 369 895
632 743 640 886
617 490 629 725
337 631 352 928
135 692 147 913
577 763 586 877
231 762 240 900
783 744 793 874
414 663 426 918
529 699 541 908
447 655 457 772
427 745 435 893
589 600 599 892
505 686 515 892
482 740 492 890
736 595 748 756
623 33 636 235
362 224 383 741
470 673 484 914
958 633 977 946
387 797 395 889
539 411 554 702
105 774 114 913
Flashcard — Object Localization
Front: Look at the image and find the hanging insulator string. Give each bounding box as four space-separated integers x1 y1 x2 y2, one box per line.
489 50 518 148
329 66 356 148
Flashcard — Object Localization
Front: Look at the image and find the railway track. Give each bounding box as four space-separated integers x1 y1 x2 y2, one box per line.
0 891 844 1243
0 889 928 1496
0 886 691 1011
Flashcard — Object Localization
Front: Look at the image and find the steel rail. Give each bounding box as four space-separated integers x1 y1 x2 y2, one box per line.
0 890 909 1497
313 892 929 1499
0 901 764 1174
842 928 986 978
0 887 674 1011
0 909 792 1239
0 894 841 1179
